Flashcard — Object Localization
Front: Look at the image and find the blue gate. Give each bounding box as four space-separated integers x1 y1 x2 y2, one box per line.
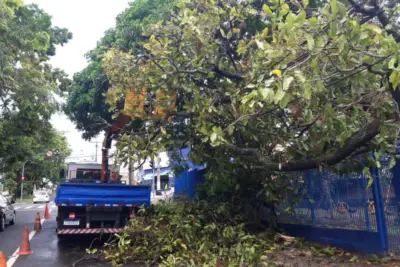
276 159 400 255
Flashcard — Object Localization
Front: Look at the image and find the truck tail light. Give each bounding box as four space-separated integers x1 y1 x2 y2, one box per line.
69 212 76 220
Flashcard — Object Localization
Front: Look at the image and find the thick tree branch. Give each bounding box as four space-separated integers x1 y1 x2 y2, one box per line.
223 119 381 172
363 63 389 76
371 0 400 41
349 0 400 41
212 65 244 81
348 0 376 15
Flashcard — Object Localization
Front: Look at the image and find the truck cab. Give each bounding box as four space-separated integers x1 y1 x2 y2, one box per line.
66 162 120 183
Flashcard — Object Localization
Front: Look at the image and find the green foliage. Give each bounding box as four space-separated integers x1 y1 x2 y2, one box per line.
63 62 112 140
64 0 177 140
367 254 391 264
103 0 400 175
195 161 306 229
0 0 72 193
104 199 273 266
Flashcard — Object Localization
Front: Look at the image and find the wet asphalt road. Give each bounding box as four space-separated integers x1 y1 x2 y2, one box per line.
0 197 144 267
0 201 123 267
12 218 115 267
0 202 56 259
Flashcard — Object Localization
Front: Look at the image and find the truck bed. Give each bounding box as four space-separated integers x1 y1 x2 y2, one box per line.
55 182 151 207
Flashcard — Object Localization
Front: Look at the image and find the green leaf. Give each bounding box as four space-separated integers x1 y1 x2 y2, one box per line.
309 17 318 26
283 76 294 90
279 4 290 17
390 71 400 88
286 12 294 29
389 157 396 169
376 160 381 168
349 255 359 263
305 34 314 50
219 29 226 38
259 87 274 102
237 40 247 55
303 84 312 99
227 126 234 135
279 94 291 108
274 89 285 103
261 28 269 39
295 10 306 25
331 0 337 16
363 24 383 35
329 22 337 37
210 132 218 143
255 39 265 50
262 4 273 17
388 56 397 69
311 57 319 73
294 70 306 83
367 176 373 188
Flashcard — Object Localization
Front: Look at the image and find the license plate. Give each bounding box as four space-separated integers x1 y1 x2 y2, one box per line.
63 220 80 226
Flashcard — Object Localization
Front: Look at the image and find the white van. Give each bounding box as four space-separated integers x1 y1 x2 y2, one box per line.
33 190 50 204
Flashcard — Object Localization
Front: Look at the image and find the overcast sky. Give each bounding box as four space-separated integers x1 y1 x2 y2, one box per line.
26 0 131 163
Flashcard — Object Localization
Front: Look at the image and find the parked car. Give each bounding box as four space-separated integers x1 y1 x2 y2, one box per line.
0 195 15 231
33 191 50 203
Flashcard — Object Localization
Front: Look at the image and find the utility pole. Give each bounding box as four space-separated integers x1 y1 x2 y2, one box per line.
157 156 161 194
21 160 28 201
151 155 155 197
90 141 101 163
128 157 133 185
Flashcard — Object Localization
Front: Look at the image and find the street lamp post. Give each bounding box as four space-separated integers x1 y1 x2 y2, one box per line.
19 150 58 201
20 160 28 202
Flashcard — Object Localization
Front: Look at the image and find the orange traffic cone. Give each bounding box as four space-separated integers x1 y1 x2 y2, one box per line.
44 204 50 219
17 226 32 255
0 251 6 267
34 212 41 231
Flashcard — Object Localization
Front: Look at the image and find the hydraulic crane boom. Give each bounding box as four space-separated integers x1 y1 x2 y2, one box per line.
100 128 113 182
100 113 130 183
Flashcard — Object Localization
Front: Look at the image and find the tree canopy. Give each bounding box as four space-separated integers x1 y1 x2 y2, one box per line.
0 0 72 194
64 0 177 140
101 0 400 176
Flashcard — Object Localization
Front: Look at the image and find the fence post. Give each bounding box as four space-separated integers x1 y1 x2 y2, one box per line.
371 166 389 254
361 173 371 231
306 170 316 225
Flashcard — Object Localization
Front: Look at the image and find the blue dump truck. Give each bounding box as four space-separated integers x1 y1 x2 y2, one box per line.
55 162 151 236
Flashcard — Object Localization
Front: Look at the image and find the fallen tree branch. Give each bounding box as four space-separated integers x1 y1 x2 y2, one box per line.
223 119 381 171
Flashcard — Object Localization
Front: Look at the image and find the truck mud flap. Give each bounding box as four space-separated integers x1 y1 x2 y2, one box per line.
57 228 122 234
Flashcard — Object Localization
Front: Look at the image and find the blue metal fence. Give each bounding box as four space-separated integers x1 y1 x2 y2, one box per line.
174 169 206 199
171 148 400 255
276 159 400 255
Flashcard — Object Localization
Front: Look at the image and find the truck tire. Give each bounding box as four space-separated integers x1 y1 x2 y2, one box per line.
0 215 5 232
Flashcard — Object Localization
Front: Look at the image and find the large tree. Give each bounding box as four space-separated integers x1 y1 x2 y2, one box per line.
103 0 400 175
0 0 72 193
64 0 177 140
